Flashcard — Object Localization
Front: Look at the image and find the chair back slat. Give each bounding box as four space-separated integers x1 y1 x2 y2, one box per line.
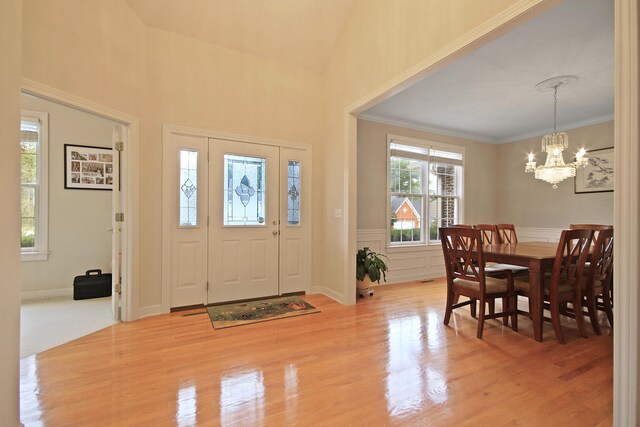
474 224 500 245
570 224 613 242
552 229 593 290
440 227 485 287
588 228 614 284
496 224 518 244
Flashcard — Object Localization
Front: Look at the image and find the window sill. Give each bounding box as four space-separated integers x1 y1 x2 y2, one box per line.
385 243 441 253
21 251 49 262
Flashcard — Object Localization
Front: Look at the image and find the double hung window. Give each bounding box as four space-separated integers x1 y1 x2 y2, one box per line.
21 111 49 260
388 137 463 246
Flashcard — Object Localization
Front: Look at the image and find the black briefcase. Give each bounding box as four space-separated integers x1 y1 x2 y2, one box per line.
73 269 112 300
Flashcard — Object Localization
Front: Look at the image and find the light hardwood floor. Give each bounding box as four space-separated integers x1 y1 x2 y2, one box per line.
20 280 613 426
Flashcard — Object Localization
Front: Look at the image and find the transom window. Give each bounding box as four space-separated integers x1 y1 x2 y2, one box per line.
388 137 463 246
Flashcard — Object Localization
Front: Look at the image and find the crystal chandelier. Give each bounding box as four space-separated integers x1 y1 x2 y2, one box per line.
525 75 588 188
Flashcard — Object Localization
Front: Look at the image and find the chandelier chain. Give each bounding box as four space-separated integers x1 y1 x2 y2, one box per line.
553 86 558 133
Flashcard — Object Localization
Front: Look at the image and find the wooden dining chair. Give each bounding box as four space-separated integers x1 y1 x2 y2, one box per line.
514 229 593 344
475 224 528 274
474 224 500 245
496 224 518 244
440 227 518 338
570 224 614 316
578 227 614 334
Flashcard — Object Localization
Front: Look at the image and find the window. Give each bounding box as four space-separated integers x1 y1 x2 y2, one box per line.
287 160 301 225
179 149 198 226
21 111 49 261
223 154 266 226
388 136 463 246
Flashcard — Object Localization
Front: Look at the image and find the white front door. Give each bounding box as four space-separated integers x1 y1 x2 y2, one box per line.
208 139 280 303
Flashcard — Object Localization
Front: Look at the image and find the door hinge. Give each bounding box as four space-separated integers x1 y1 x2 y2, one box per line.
115 141 124 152
115 212 125 222
206 281 209 291
115 283 122 293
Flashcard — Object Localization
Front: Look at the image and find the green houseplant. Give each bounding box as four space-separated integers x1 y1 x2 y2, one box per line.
356 247 388 292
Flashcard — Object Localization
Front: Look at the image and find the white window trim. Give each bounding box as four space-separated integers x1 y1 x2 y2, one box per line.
386 134 465 249
21 110 49 262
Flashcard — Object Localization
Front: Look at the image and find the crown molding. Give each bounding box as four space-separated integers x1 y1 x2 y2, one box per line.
357 114 496 144
358 112 614 145
496 113 615 144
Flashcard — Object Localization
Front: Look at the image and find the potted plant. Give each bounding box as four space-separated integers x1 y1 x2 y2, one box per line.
356 247 388 297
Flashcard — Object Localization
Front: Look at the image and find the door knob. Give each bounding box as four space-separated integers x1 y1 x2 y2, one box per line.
272 230 279 236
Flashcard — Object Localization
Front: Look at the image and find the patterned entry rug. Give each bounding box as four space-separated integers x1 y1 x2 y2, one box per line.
206 296 320 329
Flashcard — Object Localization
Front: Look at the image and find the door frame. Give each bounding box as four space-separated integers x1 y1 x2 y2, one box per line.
21 78 140 322
162 124 313 313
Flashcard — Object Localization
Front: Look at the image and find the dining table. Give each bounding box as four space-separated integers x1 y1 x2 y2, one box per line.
481 241 559 342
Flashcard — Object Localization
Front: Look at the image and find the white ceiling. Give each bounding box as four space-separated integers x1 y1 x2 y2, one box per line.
126 0 355 72
361 0 614 144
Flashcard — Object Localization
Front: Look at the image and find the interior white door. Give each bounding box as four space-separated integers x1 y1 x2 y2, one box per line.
170 134 208 308
111 124 122 320
208 139 280 303
279 147 310 294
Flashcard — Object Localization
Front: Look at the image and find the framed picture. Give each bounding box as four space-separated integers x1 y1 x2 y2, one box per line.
64 144 113 190
575 147 614 194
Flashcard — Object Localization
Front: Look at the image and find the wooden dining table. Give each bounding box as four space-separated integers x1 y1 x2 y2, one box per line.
482 241 559 342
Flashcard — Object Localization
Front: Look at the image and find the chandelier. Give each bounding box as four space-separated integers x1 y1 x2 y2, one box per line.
525 75 588 189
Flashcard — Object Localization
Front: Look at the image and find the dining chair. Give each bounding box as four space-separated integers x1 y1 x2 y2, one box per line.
514 229 593 344
578 227 614 334
440 227 518 339
496 224 518 244
474 224 500 244
570 224 614 317
475 224 529 275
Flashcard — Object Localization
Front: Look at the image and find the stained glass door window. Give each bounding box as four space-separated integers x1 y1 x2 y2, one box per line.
287 161 300 225
179 150 198 226
224 155 266 226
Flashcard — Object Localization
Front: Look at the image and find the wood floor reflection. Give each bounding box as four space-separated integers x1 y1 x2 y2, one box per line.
20 280 613 426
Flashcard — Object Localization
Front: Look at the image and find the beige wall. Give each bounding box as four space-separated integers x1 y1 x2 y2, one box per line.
322 0 544 300
22 0 323 310
0 0 22 424
139 27 323 307
497 121 614 227
357 119 500 230
21 94 114 296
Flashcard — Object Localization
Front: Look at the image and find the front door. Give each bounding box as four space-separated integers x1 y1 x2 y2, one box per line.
208 139 280 303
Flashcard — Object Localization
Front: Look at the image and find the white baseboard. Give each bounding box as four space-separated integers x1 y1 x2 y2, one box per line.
311 285 345 304
21 287 73 301
139 305 162 319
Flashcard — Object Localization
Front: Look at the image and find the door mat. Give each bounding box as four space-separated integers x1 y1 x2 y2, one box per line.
206 296 320 329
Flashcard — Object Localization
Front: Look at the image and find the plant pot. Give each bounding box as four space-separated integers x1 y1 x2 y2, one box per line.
356 276 373 290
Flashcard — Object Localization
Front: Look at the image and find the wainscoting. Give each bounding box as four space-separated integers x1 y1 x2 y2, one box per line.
357 227 563 284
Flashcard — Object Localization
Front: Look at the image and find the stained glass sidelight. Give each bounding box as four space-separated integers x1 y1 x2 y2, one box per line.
287 161 301 225
179 150 198 226
224 155 266 226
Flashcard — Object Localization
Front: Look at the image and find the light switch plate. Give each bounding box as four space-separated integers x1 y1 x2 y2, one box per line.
334 209 342 218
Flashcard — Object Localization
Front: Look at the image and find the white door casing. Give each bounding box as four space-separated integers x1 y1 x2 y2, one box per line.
111 124 123 320
169 134 208 308
279 147 310 294
208 139 280 303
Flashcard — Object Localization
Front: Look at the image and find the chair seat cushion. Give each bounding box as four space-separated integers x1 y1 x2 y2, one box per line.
514 276 576 294
486 263 529 273
453 277 508 293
